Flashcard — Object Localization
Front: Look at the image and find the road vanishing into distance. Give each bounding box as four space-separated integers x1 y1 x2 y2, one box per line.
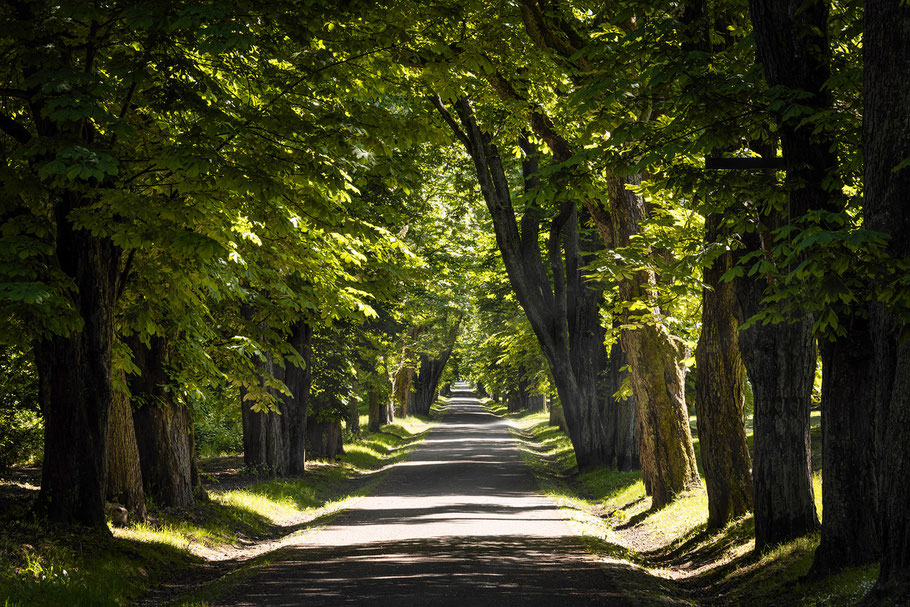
217 384 628 606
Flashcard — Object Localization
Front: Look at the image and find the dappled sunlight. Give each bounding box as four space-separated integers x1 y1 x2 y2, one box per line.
215 389 632 606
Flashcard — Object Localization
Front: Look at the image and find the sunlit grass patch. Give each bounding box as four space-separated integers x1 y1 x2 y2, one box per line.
214 486 303 523
643 489 709 543
0 521 197 607
1 405 439 607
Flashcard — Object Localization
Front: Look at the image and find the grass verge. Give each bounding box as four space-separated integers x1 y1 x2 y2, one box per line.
488 400 876 606
0 408 442 607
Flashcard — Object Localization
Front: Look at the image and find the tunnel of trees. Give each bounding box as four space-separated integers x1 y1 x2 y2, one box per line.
1 0 908 602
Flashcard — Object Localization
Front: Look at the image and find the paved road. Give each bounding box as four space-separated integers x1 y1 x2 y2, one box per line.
217 384 627 606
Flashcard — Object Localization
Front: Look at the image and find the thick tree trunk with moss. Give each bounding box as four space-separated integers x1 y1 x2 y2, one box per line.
107 372 146 521
695 214 753 529
131 337 197 509
609 175 699 506
864 0 910 599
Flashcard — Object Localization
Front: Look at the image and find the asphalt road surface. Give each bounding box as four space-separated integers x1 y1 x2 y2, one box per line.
216 383 628 606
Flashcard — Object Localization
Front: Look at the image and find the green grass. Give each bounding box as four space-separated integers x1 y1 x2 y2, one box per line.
493 402 876 606
0 406 443 607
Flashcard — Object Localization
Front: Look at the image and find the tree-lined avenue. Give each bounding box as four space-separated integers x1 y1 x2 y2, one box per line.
216 383 626 606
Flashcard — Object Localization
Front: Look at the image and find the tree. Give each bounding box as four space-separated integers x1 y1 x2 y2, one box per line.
433 96 637 471
411 315 461 416
863 0 910 600
695 213 753 529
106 369 146 521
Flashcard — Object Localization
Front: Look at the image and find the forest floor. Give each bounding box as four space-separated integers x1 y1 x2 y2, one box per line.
0 408 441 606
497 400 879 606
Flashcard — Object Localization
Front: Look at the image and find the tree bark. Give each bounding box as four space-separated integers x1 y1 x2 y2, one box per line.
107 371 147 521
242 353 289 477
733 235 818 549
748 0 864 555
285 320 312 475
130 337 196 509
527 394 547 412
864 0 910 599
33 199 121 530
610 175 700 506
347 377 362 438
306 397 344 461
695 214 753 529
392 330 420 417
810 322 879 574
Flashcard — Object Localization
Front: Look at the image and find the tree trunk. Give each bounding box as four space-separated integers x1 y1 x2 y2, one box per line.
527 394 547 412
392 342 417 418
748 0 846 553
379 393 395 426
368 386 384 433
33 203 121 530
107 371 146 521
809 323 879 575
734 260 818 549
476 381 487 397
609 174 700 506
412 322 459 416
285 320 312 475
549 398 568 433
242 354 289 477
864 0 910 599
130 337 196 509
347 377 361 438
307 414 344 460
695 213 753 529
